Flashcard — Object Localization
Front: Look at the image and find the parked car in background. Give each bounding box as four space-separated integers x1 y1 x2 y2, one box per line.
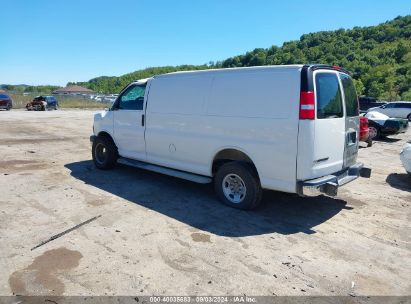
103 96 117 103
359 96 387 112
367 101 411 121
26 96 59 111
365 111 409 139
359 116 372 147
400 140 411 177
0 92 13 110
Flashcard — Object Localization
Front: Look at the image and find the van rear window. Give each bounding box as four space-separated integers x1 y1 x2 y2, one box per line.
340 73 359 117
315 73 343 119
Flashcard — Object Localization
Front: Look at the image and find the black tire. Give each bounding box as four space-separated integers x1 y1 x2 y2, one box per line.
366 137 373 147
92 136 118 170
368 125 380 140
214 161 262 210
6 103 11 111
407 113 411 122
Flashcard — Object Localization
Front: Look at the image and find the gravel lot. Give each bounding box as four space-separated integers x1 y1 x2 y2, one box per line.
0 109 410 296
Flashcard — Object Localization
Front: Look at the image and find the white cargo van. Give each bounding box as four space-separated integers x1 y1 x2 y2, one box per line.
91 64 371 209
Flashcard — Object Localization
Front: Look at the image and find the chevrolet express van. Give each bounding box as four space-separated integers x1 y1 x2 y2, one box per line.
91 64 371 209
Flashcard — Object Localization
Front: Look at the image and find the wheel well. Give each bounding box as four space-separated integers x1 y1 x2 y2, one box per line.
368 121 380 129
212 149 258 177
98 131 115 143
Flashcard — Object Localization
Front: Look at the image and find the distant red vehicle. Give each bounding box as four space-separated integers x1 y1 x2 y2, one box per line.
360 116 372 147
0 92 13 110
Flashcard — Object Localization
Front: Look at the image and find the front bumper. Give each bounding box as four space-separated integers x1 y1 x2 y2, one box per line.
298 163 371 197
90 135 96 143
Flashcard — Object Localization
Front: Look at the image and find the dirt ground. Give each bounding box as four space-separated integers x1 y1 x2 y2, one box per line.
0 109 410 296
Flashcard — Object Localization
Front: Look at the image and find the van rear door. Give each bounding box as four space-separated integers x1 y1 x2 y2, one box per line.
297 66 361 183
312 70 346 176
339 73 360 168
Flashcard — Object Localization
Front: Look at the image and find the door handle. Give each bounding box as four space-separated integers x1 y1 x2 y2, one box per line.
347 131 357 146
141 114 145 126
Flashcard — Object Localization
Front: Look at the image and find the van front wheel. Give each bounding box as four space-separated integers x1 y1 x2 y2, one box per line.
214 162 262 210
92 136 118 170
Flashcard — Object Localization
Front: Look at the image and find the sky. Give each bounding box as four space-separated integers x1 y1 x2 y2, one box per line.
1 0 410 86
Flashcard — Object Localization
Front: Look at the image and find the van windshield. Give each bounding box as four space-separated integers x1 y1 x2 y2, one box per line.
340 73 359 117
315 73 343 119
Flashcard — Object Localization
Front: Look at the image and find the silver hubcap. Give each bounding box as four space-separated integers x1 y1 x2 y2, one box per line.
369 126 377 139
222 174 246 204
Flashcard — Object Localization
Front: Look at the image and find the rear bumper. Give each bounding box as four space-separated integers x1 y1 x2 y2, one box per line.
297 163 371 197
90 135 96 143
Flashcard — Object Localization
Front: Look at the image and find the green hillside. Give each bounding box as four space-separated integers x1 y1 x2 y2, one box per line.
71 15 411 100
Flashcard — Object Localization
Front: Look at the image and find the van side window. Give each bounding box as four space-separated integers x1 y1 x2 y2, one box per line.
119 85 145 110
315 73 343 119
340 73 359 117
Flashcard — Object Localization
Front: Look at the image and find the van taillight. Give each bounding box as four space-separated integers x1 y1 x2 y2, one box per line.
299 91 315 120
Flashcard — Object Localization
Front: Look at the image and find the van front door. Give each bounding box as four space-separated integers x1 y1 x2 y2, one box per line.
113 84 146 160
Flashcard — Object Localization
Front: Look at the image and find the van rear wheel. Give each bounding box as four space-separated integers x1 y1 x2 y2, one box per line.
92 136 118 170
214 162 262 210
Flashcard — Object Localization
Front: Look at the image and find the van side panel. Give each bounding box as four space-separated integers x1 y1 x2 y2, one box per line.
207 71 294 119
145 75 213 175
145 67 301 193
207 70 300 192
296 120 316 180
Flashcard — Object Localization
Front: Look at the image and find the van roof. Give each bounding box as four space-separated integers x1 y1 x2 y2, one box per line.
152 64 351 79
154 65 305 79
131 64 351 84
